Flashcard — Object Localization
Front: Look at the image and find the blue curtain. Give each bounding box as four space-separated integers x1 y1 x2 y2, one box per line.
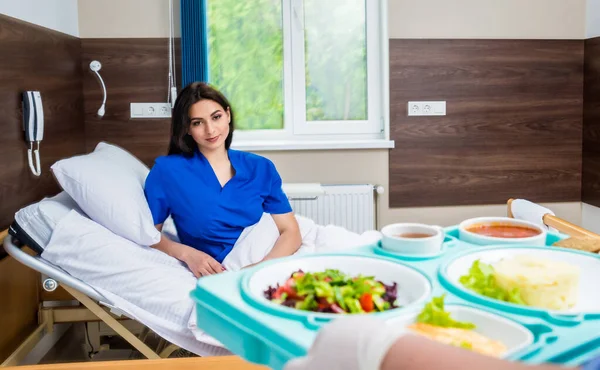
180 0 209 87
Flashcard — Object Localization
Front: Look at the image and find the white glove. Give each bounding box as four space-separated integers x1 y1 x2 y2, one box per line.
284 315 406 370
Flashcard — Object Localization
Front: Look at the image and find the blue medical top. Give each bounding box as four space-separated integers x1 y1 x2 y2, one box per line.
144 149 292 263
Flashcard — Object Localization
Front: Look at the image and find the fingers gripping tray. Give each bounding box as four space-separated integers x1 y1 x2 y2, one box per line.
191 226 600 370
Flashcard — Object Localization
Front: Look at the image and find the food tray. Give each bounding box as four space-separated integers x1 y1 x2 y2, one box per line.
191 225 600 370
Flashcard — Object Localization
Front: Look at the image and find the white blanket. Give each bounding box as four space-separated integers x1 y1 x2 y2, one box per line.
222 213 382 270
42 210 381 354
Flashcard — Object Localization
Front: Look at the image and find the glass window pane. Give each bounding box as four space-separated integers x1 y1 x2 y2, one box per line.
207 0 284 130
304 0 367 121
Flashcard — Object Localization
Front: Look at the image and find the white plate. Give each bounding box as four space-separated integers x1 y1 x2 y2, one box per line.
387 304 535 358
442 247 600 314
246 255 432 317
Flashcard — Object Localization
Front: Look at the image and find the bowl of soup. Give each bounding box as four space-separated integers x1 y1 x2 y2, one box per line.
381 223 446 255
458 217 546 246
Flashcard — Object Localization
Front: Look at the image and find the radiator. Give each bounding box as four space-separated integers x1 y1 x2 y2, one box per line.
282 184 381 234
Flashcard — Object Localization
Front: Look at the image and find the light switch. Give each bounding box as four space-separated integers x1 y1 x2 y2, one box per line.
132 105 143 116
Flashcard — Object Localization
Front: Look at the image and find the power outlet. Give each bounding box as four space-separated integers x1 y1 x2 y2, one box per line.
407 101 446 116
409 103 420 115
130 103 172 119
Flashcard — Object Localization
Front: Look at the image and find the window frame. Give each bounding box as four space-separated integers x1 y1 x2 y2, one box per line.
215 0 391 149
290 0 382 136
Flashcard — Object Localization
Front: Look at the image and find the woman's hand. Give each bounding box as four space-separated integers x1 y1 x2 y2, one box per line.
150 224 224 278
180 247 225 278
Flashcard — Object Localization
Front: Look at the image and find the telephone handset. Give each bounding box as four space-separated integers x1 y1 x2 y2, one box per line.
22 91 44 177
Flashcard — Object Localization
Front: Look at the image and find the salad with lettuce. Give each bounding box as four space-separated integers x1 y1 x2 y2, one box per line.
458 260 526 305
416 294 475 329
263 269 398 314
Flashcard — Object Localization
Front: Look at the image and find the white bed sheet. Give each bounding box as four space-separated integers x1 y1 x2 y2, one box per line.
41 210 227 356
41 209 381 355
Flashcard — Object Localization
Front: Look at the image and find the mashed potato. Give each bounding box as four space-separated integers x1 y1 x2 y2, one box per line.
493 255 580 311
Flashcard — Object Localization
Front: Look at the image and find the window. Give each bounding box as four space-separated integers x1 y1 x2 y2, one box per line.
207 0 390 149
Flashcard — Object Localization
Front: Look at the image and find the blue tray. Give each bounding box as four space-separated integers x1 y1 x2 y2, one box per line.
191 226 600 370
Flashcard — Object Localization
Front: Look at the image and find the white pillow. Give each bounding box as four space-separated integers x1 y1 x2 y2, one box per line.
14 191 84 249
50 142 160 246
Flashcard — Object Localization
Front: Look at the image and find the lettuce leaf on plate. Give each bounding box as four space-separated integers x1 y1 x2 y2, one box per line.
459 260 526 305
416 295 475 329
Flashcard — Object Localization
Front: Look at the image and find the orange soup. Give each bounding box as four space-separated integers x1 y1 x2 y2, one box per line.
466 224 541 238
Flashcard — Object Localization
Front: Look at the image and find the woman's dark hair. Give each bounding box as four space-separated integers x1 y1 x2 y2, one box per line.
168 82 235 156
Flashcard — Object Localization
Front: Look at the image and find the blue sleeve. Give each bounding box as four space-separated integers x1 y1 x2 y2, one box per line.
582 356 600 370
263 160 293 214
144 162 170 225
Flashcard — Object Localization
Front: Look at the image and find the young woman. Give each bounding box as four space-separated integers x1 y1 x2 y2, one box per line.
144 82 302 278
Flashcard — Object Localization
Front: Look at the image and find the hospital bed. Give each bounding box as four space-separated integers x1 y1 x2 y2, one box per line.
0 187 232 366
1 225 180 366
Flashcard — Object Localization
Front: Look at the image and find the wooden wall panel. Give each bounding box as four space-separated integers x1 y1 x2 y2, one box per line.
0 14 86 229
0 246 39 362
0 14 85 362
81 38 181 166
389 39 583 207
583 37 600 207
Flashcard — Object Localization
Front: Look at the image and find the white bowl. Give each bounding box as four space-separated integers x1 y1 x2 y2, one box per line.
386 304 534 358
442 247 600 314
246 255 432 317
458 217 546 246
381 223 445 256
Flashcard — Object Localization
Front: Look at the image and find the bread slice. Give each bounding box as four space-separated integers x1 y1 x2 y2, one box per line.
553 237 600 253
408 323 507 358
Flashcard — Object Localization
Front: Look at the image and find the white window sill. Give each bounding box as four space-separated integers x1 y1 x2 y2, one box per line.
231 139 395 151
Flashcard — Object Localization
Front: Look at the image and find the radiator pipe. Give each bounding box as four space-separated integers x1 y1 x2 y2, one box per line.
373 185 384 230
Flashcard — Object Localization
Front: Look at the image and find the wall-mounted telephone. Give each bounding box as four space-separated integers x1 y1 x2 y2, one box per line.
22 91 44 177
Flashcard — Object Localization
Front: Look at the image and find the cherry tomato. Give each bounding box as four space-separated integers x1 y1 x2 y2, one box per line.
360 293 374 312
273 286 286 299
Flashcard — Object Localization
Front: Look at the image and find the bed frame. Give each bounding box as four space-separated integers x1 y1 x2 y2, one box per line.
0 229 180 367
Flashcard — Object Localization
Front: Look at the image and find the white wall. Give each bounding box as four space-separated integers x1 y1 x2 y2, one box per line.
587 0 600 38
78 0 180 38
389 0 586 39
78 0 585 40
0 0 79 37
582 203 600 234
